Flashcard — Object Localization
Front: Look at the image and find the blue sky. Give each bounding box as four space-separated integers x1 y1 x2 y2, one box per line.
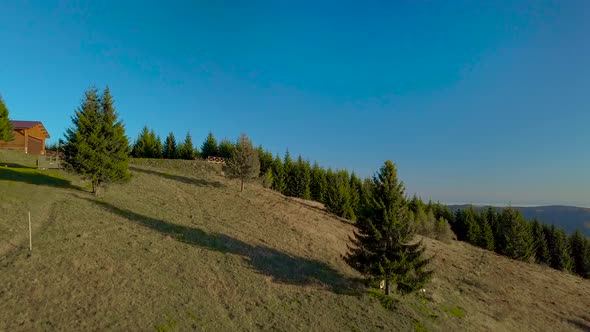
1 1 589 207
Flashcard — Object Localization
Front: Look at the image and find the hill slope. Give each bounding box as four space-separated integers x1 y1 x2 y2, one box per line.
449 204 590 237
1 156 589 331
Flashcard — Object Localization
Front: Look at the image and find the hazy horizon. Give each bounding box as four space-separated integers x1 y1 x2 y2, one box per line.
1 1 588 207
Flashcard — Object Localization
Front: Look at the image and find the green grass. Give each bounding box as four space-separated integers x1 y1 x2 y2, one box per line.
0 156 413 331
2 152 589 331
440 304 465 318
0 148 39 168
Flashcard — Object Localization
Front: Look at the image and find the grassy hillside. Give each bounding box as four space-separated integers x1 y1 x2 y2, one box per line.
1 156 589 331
449 204 590 237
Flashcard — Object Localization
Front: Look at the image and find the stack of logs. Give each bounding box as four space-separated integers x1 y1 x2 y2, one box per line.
206 156 226 165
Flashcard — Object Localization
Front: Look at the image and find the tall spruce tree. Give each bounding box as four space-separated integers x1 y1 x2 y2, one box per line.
325 169 356 220
569 230 590 278
350 172 363 218
344 161 431 295
99 87 130 184
218 139 236 159
271 154 287 194
464 208 481 245
262 168 274 188
154 135 163 158
224 133 260 192
163 132 178 159
531 219 550 265
500 208 534 261
132 126 160 158
310 162 327 203
200 131 218 159
297 156 312 200
545 225 573 271
179 132 196 160
257 146 274 176
0 95 13 142
283 150 296 196
63 87 129 195
480 219 495 251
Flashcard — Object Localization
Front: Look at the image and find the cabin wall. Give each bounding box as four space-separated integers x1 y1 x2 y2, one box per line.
0 130 26 152
0 127 47 155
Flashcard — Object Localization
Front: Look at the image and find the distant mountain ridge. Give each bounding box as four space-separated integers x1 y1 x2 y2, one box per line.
448 204 590 237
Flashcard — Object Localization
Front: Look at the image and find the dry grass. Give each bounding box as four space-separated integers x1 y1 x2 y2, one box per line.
1 153 589 331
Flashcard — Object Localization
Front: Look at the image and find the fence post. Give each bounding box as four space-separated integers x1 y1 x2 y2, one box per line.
28 211 32 255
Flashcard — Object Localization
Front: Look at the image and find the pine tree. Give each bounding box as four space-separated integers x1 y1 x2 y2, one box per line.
283 150 295 196
464 208 481 245
344 161 431 295
262 168 274 189
179 132 196 160
99 87 130 184
483 207 500 248
257 146 274 176
531 220 550 265
434 217 455 243
218 139 236 159
154 135 163 158
299 157 312 200
0 95 14 142
350 172 363 218
569 230 590 278
63 86 130 195
545 225 573 271
412 206 426 235
408 195 424 214
325 169 356 220
271 154 287 194
451 209 469 242
310 162 327 203
480 219 495 251
200 131 218 159
224 133 260 192
132 126 160 158
163 132 178 159
500 208 534 261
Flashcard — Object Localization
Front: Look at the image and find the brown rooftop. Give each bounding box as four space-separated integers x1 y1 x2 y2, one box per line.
10 120 50 138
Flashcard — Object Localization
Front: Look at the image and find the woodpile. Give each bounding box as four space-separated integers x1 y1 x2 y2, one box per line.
206 156 226 165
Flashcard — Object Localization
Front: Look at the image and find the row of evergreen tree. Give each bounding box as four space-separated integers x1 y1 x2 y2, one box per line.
256 148 367 221
130 127 237 160
445 206 590 279
55 88 589 283
254 145 590 280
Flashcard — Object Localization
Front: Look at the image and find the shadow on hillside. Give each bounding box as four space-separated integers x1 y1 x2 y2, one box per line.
0 167 75 189
83 197 357 294
0 162 36 169
567 317 590 331
130 166 223 188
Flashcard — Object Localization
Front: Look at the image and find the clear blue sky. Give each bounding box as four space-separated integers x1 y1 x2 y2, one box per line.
1 1 588 207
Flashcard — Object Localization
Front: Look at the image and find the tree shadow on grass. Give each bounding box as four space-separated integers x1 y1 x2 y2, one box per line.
0 166 76 190
0 162 36 169
130 166 224 188
567 317 590 331
83 197 358 295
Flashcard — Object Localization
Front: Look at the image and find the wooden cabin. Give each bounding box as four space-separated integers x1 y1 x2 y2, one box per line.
0 120 50 155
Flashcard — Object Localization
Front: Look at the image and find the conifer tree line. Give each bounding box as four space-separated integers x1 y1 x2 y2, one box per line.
129 128 239 160
417 204 590 279
255 143 590 281
57 89 589 283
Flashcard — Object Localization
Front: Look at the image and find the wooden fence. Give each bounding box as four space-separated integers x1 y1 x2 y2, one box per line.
37 153 63 169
